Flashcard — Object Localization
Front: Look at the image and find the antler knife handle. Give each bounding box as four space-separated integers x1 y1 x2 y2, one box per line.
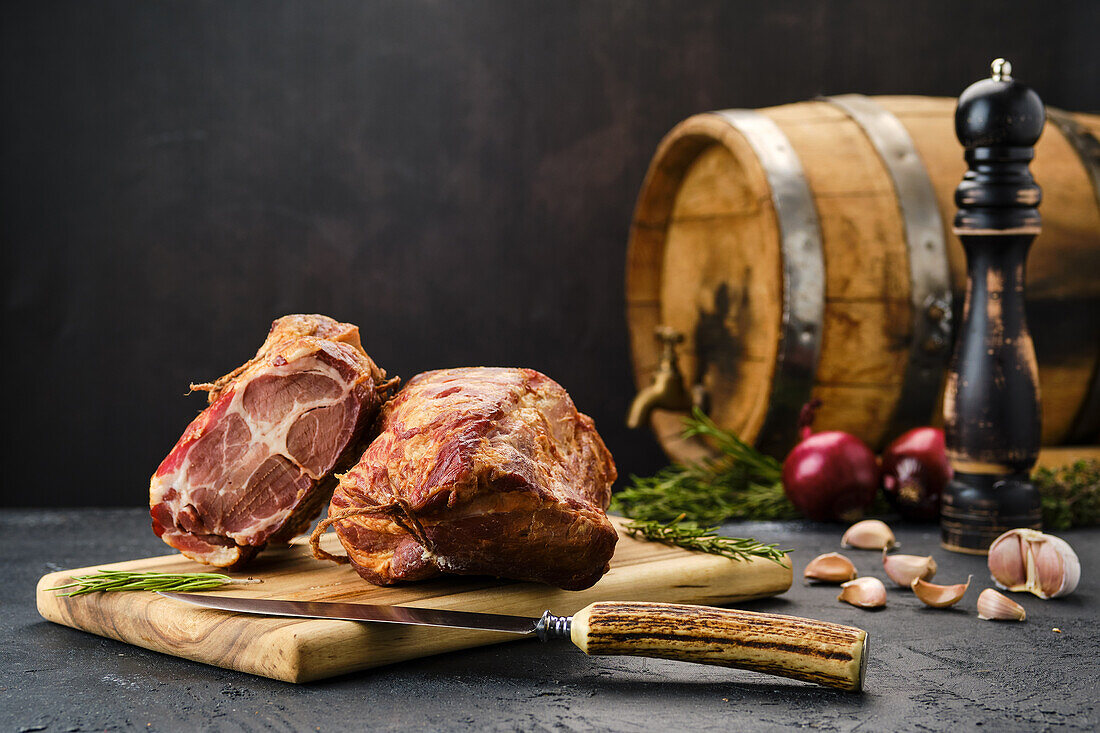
569 601 867 692
940 59 1045 553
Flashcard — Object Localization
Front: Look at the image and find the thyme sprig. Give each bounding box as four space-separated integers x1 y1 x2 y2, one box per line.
1034 459 1100 530
624 514 789 566
49 569 262 596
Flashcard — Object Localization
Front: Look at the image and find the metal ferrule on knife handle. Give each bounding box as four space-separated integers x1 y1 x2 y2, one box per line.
535 610 572 641
569 602 868 692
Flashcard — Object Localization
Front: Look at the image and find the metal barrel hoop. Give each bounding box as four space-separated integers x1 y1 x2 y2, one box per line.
1045 107 1100 444
824 94 954 441
713 109 826 454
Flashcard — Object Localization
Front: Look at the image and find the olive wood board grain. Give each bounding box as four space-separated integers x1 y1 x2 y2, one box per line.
36 516 793 683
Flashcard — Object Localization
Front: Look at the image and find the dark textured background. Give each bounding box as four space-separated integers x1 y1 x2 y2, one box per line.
3 1 1099 507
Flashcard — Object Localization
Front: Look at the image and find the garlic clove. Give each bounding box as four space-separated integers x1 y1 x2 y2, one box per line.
1034 540 1064 598
911 575 971 608
804 552 858 584
1033 535 1080 599
837 577 887 608
976 588 1026 621
1052 535 1081 598
988 529 1031 590
841 519 897 550
987 528 1081 599
882 552 937 587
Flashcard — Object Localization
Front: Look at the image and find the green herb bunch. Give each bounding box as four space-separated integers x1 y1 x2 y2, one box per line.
610 408 800 524
1035 459 1100 530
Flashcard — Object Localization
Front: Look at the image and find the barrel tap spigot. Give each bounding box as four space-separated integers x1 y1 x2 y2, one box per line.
626 327 694 429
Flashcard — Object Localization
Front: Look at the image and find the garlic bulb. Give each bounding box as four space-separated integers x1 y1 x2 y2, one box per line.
976 588 1026 621
911 576 970 608
804 552 858 583
837 577 887 608
882 552 937 587
841 520 896 550
988 528 1080 599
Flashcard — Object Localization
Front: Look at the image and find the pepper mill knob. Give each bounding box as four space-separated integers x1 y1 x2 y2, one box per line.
955 59 1044 148
953 59 1045 234
940 59 1045 554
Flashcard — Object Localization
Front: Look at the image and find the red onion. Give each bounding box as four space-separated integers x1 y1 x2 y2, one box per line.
781 401 879 522
880 427 951 521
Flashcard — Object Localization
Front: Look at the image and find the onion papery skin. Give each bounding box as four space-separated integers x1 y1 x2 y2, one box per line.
782 432 880 522
881 427 951 521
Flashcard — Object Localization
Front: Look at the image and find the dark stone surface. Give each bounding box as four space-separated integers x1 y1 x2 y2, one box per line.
4 509 1097 731
3 2 1100 508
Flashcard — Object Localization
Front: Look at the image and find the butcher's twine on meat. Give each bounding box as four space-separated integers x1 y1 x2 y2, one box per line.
309 499 433 565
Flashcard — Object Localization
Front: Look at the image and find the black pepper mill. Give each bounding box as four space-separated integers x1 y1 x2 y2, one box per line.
940 59 1045 554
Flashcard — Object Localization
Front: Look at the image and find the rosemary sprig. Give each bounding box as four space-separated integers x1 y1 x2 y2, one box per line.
624 514 789 566
610 407 801 524
49 569 262 596
611 463 800 524
681 409 783 482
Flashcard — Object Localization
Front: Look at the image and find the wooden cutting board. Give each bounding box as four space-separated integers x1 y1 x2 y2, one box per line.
36 517 792 682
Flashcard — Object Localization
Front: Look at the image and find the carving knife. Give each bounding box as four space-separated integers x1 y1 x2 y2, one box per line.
159 592 868 691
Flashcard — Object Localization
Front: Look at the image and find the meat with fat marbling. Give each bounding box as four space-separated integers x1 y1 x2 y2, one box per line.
150 314 393 568
313 367 618 590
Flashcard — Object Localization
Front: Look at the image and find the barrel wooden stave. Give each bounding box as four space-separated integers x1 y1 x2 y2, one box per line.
627 96 1100 463
629 116 784 455
763 102 915 448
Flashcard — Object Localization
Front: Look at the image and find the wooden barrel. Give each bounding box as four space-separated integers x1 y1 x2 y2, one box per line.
626 95 1100 463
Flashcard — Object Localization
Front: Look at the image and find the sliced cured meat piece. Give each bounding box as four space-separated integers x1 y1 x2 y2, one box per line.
314 367 618 591
150 315 393 568
191 313 366 405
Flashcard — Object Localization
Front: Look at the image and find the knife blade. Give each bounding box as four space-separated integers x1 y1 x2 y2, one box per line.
159 592 541 635
158 592 869 691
